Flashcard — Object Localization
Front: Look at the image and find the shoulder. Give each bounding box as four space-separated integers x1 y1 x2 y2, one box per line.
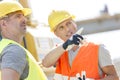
2 44 26 56
98 44 113 67
98 44 111 57
1 43 27 64
99 44 110 54
4 44 25 52
1 44 27 76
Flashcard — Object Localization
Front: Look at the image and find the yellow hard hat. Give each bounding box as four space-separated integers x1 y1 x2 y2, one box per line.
0 1 31 18
48 10 75 32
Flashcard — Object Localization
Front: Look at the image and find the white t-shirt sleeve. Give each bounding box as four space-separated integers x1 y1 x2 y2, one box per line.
99 44 113 67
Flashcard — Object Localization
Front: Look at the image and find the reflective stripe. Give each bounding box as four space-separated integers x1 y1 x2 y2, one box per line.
54 73 95 80
54 73 78 80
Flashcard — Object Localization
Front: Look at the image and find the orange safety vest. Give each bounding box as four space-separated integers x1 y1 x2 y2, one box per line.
54 42 105 80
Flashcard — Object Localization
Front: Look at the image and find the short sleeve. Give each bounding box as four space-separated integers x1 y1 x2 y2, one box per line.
1 44 27 76
98 44 113 67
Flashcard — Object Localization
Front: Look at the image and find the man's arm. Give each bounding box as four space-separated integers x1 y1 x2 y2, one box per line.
101 65 119 80
99 44 119 80
42 34 83 67
42 45 65 67
1 69 20 80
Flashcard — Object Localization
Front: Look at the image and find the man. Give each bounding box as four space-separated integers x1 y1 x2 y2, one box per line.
0 1 47 80
42 10 119 80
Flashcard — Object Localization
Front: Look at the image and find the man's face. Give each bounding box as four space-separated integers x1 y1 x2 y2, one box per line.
54 18 77 42
2 11 27 37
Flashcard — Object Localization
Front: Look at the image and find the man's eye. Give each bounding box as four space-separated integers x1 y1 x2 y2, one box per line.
59 26 64 30
17 15 21 18
16 14 23 18
67 22 72 26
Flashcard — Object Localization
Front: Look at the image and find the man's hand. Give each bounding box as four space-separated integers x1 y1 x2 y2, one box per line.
63 34 84 50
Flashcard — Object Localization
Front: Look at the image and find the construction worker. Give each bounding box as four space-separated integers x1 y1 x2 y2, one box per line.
42 10 119 80
0 1 47 80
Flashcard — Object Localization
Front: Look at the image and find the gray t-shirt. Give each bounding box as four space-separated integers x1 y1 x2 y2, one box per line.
0 44 29 80
68 44 112 78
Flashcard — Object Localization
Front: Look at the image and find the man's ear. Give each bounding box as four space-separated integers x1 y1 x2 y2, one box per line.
0 21 1 31
0 20 7 31
0 20 7 27
0 20 2 31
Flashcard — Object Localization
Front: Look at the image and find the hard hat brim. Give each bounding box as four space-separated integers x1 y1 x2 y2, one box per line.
22 8 32 16
0 1 32 18
0 8 32 19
